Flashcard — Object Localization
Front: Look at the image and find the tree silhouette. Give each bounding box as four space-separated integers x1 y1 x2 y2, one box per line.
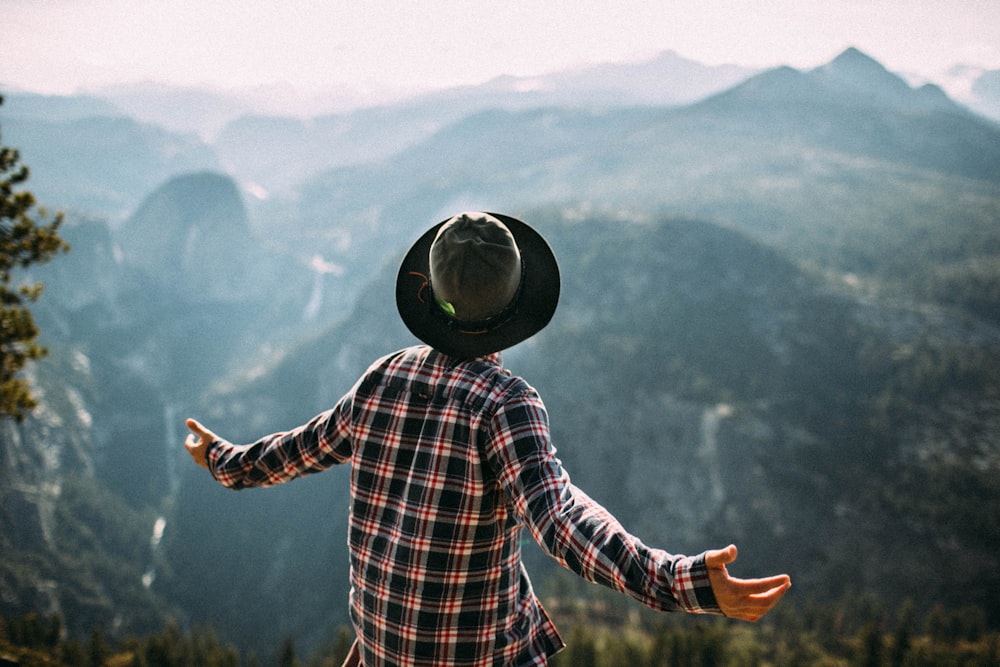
278 636 299 667
0 93 69 419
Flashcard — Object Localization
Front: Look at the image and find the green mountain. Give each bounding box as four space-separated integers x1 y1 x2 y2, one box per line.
1 48 998 657
275 47 999 305
178 208 999 651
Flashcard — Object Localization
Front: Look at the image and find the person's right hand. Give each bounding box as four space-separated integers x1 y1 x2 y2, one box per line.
184 418 218 470
705 544 791 622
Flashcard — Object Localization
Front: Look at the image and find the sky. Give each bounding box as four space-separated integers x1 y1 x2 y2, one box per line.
3 0 1000 103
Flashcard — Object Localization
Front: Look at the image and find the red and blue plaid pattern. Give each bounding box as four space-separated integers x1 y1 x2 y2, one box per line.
208 346 719 666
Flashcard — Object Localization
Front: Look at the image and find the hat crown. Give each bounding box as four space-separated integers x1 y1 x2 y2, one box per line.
396 211 559 358
429 212 522 321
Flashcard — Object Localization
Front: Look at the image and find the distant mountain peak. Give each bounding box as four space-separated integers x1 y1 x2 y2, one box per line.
830 47 885 71
813 47 900 87
810 47 960 112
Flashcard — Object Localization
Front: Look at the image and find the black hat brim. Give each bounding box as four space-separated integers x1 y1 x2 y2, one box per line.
396 213 560 359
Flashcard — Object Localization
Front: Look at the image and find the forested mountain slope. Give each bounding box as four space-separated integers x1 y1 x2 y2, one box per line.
1 48 998 657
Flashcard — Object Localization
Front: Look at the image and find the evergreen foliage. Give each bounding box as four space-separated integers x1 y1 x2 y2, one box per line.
3 50 1000 663
0 94 69 420
4 600 1000 666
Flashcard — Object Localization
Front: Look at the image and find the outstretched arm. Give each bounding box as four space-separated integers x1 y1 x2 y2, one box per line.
705 544 790 622
183 409 353 489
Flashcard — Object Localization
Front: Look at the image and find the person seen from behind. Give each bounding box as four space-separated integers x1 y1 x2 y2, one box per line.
184 211 792 666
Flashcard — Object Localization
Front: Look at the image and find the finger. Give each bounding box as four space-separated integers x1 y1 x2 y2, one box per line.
724 580 791 616
186 418 217 443
705 544 738 568
742 580 792 603
727 574 792 594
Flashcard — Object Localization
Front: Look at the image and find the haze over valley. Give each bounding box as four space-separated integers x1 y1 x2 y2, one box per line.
1 47 999 658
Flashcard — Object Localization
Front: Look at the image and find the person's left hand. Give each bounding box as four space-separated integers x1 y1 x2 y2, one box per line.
184 418 218 470
705 544 791 622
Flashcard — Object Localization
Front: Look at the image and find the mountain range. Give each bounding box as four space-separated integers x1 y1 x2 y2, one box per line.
1 47 998 658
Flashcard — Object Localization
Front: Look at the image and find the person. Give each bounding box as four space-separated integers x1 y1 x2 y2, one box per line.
184 211 791 667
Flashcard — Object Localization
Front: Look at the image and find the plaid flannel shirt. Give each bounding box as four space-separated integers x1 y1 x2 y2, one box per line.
207 345 720 666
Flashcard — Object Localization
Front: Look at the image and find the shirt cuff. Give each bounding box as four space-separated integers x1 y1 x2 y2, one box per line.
204 438 223 480
672 553 722 614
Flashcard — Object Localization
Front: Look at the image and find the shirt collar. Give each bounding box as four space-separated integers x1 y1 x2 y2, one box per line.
426 346 503 368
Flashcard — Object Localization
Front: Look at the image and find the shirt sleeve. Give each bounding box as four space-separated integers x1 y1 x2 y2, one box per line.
206 395 354 490
484 386 721 615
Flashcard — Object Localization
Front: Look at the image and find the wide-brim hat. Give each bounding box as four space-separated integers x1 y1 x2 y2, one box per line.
396 212 560 359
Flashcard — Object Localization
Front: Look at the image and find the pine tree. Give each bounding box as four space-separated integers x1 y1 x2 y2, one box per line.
889 600 915 667
87 627 109 667
279 637 299 667
0 93 69 419
856 622 884 667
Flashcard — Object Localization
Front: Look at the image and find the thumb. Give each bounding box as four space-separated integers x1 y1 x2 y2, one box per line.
705 544 738 568
185 418 219 449
186 418 210 439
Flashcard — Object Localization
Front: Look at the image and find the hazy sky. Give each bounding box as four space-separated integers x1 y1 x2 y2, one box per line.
3 0 999 100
